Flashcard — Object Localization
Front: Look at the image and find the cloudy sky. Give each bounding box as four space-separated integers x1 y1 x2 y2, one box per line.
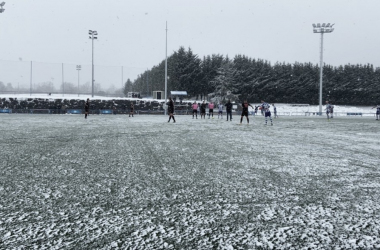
1 0 379 91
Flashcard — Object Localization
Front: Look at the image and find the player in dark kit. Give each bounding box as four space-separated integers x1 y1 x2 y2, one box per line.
372 105 380 120
254 106 259 116
167 97 176 123
240 100 253 124
200 101 207 119
84 98 90 119
129 103 134 117
225 99 233 121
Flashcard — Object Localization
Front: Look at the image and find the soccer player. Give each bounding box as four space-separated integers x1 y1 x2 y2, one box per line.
372 105 380 120
254 106 258 116
200 101 207 119
208 101 215 119
261 100 273 126
167 97 176 123
192 101 198 119
217 103 223 119
273 103 278 118
325 101 332 120
240 100 254 124
84 98 90 119
225 99 233 121
129 103 134 117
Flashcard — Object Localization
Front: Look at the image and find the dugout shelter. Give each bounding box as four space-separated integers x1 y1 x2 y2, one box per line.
170 91 187 103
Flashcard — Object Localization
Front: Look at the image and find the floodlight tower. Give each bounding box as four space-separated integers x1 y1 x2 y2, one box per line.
313 23 334 115
89 30 98 97
0 2 5 13
76 65 81 97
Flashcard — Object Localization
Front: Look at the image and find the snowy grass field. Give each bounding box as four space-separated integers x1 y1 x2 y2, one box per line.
1 114 380 249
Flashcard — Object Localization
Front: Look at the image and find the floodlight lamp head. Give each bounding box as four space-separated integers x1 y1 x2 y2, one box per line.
0 9 4 13
93 31 98 35
326 23 330 27
317 23 321 28
322 23 326 27
312 24 316 28
0 2 5 7
313 29 317 33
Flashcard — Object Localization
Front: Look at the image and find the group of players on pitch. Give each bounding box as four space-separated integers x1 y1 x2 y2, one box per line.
84 97 380 123
325 101 380 121
167 98 278 125
167 98 380 124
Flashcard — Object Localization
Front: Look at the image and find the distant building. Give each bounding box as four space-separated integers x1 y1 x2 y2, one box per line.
153 91 164 100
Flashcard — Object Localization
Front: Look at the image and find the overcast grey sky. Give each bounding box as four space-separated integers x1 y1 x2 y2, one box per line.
1 0 379 91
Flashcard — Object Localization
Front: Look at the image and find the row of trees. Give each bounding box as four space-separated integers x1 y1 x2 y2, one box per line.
0 81 123 96
126 46 380 105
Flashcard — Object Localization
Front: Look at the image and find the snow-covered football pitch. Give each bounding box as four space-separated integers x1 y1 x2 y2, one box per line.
1 114 380 249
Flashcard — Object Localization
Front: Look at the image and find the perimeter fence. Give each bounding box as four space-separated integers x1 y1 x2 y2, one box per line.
0 109 377 118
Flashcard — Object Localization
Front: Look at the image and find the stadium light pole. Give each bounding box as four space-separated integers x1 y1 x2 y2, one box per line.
313 23 334 115
89 30 98 97
76 65 81 97
164 22 168 115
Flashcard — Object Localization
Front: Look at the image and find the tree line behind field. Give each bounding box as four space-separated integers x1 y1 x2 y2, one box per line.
125 46 380 105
